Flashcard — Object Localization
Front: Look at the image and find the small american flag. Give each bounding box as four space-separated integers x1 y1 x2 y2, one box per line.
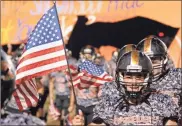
9 4 67 111
67 60 113 89
15 4 67 84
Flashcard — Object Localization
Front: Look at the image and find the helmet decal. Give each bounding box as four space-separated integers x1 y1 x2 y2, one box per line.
144 38 152 54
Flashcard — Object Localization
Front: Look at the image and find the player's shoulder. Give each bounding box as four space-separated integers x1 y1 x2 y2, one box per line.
150 92 172 102
100 81 123 107
149 93 178 111
168 68 181 76
164 68 181 82
102 81 119 94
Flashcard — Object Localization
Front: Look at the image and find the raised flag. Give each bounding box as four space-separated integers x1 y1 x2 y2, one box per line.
15 4 67 84
8 3 67 111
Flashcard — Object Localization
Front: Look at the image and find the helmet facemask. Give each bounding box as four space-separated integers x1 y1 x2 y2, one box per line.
116 70 150 104
80 48 96 62
149 55 168 81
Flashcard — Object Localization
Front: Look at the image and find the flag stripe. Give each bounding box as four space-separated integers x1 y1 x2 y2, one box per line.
12 91 23 111
12 79 39 111
80 79 104 86
28 79 37 92
25 80 38 101
16 89 28 110
81 75 111 83
23 82 39 105
17 49 65 70
20 83 36 106
18 45 64 65
16 65 67 84
81 71 112 81
17 55 66 73
18 84 32 107
18 40 63 61
16 60 67 80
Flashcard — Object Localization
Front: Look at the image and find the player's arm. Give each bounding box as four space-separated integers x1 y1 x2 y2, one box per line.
68 84 75 112
97 85 103 98
49 77 55 105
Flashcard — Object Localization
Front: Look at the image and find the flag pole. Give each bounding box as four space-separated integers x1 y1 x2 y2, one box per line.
53 1 78 114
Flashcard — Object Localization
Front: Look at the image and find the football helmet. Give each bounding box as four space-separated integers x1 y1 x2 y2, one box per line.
79 45 96 61
115 50 153 102
136 35 168 81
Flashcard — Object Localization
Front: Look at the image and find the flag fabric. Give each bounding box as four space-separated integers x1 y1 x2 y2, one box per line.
7 78 39 111
66 60 113 89
15 4 67 84
8 4 68 111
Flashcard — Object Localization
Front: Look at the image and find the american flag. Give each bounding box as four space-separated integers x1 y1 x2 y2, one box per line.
9 4 68 111
10 78 39 111
66 60 113 89
15 4 67 84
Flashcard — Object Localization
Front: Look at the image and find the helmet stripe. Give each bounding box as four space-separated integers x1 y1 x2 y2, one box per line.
131 50 139 65
125 44 134 53
144 38 152 53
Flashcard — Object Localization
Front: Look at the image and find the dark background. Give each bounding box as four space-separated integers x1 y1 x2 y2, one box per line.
3 16 179 59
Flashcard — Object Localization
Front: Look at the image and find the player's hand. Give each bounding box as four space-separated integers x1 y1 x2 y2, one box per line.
68 105 74 112
1 61 9 72
49 103 61 120
72 110 84 126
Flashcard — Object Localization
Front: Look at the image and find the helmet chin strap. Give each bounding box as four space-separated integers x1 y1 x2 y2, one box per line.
125 86 144 103
125 85 154 105
116 85 152 112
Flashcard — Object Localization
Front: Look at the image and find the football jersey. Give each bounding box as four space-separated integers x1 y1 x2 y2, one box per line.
93 82 179 125
151 68 181 105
